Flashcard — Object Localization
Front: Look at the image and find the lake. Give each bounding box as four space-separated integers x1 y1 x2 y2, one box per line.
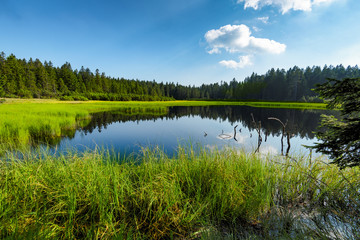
50 105 334 158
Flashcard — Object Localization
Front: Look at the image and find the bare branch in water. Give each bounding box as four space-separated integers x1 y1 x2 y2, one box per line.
233 125 238 141
251 113 263 153
251 113 262 141
268 117 291 156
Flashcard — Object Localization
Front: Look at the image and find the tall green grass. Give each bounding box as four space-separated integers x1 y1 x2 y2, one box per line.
0 146 358 239
0 101 168 151
0 103 88 147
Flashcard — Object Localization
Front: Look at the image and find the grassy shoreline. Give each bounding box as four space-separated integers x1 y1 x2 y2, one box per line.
1 99 358 239
1 146 359 239
2 97 327 109
0 98 327 150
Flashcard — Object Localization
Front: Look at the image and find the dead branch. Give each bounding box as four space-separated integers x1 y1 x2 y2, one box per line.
251 113 263 153
268 117 291 156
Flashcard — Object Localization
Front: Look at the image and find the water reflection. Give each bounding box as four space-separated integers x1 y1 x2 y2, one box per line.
81 106 334 138
56 105 337 157
168 106 331 139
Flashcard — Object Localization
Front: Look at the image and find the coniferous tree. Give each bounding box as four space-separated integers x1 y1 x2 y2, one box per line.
1 52 360 102
312 78 360 168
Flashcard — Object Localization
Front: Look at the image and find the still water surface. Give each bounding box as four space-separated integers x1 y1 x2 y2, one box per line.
56 105 334 157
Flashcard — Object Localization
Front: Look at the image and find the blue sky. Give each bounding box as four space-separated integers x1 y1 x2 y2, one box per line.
1 0 359 86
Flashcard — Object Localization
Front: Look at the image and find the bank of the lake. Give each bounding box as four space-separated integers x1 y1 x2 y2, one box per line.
1 99 359 239
0 98 326 149
0 147 359 239
1 98 327 109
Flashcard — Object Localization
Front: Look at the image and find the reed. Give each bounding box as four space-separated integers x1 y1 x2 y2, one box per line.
0 146 358 239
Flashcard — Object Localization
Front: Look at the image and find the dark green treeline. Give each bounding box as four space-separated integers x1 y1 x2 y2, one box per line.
0 52 173 101
197 65 360 102
1 52 359 101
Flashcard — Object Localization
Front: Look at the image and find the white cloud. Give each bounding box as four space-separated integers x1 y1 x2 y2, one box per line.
252 26 261 32
219 55 253 69
237 0 336 14
257 16 269 23
251 37 286 54
205 24 286 55
313 0 336 4
207 48 221 54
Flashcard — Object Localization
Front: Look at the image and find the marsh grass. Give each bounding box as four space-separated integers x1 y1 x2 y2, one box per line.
0 99 350 239
0 101 169 152
0 145 358 239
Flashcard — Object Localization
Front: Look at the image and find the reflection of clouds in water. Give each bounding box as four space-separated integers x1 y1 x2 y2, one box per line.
205 144 219 152
216 132 249 144
217 133 232 139
204 143 280 158
235 134 248 144
259 145 278 155
225 145 249 156
205 144 247 155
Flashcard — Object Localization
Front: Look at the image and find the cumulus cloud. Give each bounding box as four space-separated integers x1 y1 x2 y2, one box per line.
205 24 286 55
219 55 253 69
237 0 335 13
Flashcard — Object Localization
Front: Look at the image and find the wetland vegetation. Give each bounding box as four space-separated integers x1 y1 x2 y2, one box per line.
0 99 359 239
0 53 359 239
1 145 359 239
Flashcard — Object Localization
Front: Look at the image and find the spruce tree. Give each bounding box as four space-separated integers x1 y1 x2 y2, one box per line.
312 78 360 168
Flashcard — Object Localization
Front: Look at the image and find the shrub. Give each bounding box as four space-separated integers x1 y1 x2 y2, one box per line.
59 96 74 101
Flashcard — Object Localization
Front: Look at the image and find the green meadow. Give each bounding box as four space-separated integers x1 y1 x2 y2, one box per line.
1 99 359 239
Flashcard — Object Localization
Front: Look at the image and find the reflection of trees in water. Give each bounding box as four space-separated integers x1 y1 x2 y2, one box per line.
79 112 169 135
79 106 338 140
168 106 338 139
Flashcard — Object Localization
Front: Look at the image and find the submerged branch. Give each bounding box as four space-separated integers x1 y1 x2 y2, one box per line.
234 125 238 141
268 117 291 156
251 113 263 153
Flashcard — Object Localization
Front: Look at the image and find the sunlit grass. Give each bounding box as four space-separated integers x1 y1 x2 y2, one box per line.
0 98 350 239
2 97 327 109
0 98 326 152
0 99 169 150
0 145 358 239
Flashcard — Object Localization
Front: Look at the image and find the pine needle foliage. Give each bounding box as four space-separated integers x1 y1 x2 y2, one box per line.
312 78 360 168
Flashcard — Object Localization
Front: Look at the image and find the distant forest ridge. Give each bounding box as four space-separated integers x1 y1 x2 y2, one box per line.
0 52 359 101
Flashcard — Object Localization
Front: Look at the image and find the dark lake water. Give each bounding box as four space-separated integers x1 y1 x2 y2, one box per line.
50 105 335 158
